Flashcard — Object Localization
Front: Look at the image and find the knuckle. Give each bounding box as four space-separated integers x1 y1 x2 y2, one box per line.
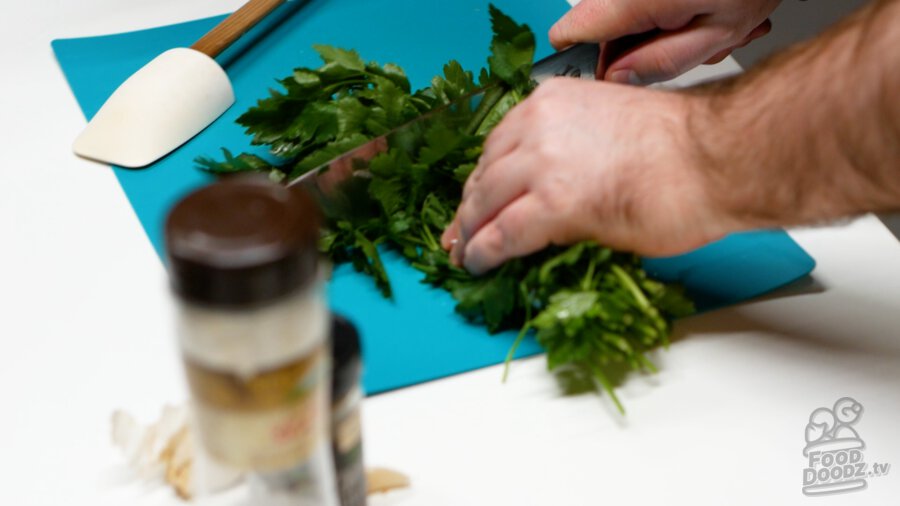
530 98 555 122
481 223 508 257
650 45 683 81
548 22 567 46
535 174 573 216
720 25 743 45
462 177 476 200
483 128 502 148
490 202 531 253
495 209 524 246
533 140 560 165
465 163 485 187
465 222 507 273
578 0 613 29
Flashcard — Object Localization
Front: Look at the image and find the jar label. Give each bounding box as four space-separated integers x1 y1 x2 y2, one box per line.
185 348 327 471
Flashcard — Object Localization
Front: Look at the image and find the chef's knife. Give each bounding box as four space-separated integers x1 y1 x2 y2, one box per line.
288 43 599 198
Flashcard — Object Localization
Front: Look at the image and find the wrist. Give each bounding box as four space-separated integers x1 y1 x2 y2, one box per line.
679 87 758 234
683 70 844 231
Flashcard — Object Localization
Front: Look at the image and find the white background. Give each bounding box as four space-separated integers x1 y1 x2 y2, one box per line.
1 1 899 505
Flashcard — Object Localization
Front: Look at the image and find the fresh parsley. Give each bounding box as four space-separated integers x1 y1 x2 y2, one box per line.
199 5 694 412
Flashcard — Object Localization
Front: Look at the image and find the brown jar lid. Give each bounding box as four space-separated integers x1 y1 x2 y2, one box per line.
165 175 321 307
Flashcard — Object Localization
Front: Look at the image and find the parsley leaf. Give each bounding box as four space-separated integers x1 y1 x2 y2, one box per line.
487 4 537 89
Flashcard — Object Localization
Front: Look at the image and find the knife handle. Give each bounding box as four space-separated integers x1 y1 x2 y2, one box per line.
191 0 288 58
531 43 600 84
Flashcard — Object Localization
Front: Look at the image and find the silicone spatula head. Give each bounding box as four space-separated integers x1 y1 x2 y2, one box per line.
72 0 289 168
73 48 234 168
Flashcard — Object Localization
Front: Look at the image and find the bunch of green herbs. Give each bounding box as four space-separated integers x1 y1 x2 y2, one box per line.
199 5 694 412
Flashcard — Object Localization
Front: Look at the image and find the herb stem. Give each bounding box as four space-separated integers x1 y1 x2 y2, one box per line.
581 256 597 291
591 365 625 415
419 218 440 251
502 323 531 383
502 282 534 382
465 86 505 136
611 264 651 311
636 354 658 374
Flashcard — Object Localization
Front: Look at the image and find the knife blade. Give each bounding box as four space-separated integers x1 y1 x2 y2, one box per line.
287 43 599 197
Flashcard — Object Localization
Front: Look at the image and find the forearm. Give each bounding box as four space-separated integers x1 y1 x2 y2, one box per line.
688 0 900 230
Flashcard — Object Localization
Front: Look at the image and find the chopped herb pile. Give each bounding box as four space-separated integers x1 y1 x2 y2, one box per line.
198 5 694 412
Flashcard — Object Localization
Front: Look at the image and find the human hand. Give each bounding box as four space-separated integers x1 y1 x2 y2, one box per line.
550 0 779 84
440 79 735 275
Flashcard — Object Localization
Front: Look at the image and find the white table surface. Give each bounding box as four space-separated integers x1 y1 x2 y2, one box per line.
2 1 899 505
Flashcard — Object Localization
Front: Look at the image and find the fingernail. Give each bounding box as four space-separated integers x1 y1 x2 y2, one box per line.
608 69 641 85
441 222 459 250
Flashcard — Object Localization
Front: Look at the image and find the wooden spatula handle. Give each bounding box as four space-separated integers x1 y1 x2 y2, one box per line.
191 0 288 58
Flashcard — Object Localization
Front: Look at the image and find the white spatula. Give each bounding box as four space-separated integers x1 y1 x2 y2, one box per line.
73 0 288 168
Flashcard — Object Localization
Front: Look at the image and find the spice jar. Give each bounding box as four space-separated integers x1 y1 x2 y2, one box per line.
330 314 367 506
165 175 338 505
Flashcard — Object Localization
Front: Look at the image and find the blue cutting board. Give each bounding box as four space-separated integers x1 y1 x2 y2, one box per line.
53 0 815 394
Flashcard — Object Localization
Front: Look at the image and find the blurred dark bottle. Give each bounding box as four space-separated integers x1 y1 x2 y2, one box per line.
330 314 368 506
